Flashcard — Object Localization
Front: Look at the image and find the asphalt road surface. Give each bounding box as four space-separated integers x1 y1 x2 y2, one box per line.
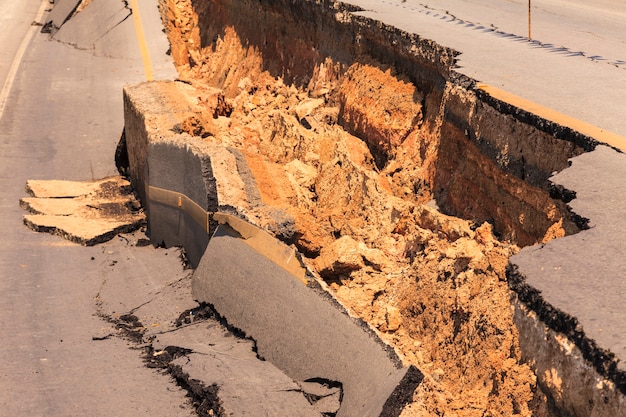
347 0 626 137
0 1 195 415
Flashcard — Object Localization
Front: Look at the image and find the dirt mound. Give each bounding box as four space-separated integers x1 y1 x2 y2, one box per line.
153 0 574 415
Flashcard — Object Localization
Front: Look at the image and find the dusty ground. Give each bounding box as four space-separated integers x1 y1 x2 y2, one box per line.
156 1 558 415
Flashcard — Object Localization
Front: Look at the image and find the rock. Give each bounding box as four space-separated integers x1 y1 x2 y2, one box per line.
385 306 403 332
417 205 474 241
445 238 484 261
474 221 496 247
314 235 365 278
358 243 390 271
541 218 566 244
285 159 318 189
295 97 325 120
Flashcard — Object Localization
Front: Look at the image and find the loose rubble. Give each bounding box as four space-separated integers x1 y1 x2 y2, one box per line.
146 0 576 414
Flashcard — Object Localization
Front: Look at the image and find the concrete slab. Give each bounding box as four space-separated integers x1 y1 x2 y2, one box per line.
124 81 298 266
509 145 626 390
192 223 423 417
42 0 81 34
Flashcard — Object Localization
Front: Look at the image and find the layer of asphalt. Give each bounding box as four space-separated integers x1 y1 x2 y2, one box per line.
510 145 626 381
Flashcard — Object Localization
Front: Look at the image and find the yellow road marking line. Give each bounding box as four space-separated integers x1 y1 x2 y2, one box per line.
147 184 309 284
129 0 154 81
477 83 626 152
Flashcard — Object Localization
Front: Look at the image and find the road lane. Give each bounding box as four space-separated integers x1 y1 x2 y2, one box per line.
0 1 192 415
346 0 626 137
412 0 626 65
0 0 48 119
0 0 42 82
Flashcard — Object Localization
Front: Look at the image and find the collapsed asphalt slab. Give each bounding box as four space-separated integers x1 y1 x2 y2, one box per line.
508 145 626 415
42 0 82 34
192 220 422 417
122 79 424 416
20 176 145 245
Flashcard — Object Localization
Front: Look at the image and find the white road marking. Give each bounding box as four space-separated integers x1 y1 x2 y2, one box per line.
0 0 49 121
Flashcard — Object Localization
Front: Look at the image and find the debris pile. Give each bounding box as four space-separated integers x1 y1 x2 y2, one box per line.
146 0 583 414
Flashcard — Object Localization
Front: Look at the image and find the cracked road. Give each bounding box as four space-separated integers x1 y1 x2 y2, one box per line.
345 0 626 137
0 1 198 415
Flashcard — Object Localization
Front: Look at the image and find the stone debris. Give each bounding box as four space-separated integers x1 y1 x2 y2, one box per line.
20 176 144 245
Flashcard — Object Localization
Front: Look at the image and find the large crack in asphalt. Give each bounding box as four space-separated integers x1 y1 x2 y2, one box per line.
94 294 344 416
93 0 133 44
93 308 226 416
45 0 137 56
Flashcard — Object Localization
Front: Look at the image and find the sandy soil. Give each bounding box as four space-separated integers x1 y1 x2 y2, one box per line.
156 1 555 415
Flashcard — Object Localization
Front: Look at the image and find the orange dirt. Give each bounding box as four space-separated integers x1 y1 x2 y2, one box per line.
158 1 559 415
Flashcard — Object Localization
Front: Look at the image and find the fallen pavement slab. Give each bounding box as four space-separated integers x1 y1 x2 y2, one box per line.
192 217 423 417
42 0 82 34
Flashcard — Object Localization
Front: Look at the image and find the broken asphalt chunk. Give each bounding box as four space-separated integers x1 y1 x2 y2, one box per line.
20 176 145 245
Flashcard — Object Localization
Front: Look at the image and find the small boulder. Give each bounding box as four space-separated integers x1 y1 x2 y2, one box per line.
314 235 365 278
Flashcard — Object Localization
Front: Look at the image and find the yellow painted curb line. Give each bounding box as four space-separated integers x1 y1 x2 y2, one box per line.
129 0 154 81
148 185 210 232
147 185 308 284
477 83 626 152
214 213 308 285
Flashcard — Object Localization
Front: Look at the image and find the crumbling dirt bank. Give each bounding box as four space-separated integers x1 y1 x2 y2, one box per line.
150 0 599 415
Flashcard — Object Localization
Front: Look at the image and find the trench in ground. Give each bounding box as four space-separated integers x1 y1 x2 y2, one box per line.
155 0 599 416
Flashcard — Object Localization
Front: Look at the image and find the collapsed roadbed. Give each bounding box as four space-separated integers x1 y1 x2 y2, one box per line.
116 0 626 416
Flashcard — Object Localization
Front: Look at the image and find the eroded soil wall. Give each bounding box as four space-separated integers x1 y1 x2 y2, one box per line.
163 0 583 247
153 0 599 415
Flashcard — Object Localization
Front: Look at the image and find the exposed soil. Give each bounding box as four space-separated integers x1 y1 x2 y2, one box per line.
152 0 586 415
